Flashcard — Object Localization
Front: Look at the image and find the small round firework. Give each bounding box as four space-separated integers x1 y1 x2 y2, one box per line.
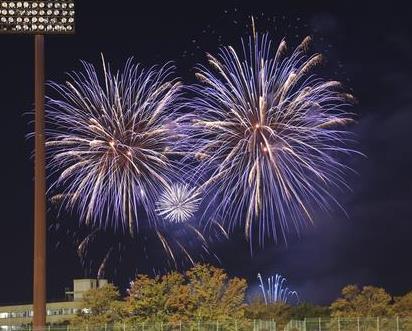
156 184 201 223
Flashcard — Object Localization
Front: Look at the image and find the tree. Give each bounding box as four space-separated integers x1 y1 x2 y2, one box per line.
126 272 187 324
245 300 292 330
330 285 393 318
73 283 125 326
393 291 412 317
393 291 412 330
291 302 330 319
185 264 247 323
124 264 248 328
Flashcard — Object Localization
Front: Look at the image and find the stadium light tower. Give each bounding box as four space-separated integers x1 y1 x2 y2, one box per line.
0 1 75 329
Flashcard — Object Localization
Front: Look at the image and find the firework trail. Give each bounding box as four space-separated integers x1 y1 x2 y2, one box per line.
46 57 185 234
189 30 357 246
156 183 201 223
49 217 222 279
257 273 299 304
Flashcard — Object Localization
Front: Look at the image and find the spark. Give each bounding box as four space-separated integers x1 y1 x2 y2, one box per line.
56 221 223 278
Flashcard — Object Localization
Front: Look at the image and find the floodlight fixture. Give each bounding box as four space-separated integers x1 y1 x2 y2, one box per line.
0 1 75 34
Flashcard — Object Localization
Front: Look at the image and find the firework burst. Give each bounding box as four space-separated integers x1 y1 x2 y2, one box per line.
46 57 184 233
257 273 299 304
156 184 201 223
190 32 356 245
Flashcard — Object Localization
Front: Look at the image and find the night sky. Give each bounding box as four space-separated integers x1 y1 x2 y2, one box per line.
0 0 411 305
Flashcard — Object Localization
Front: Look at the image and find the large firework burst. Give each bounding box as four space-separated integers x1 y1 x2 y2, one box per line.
190 32 356 245
46 57 184 233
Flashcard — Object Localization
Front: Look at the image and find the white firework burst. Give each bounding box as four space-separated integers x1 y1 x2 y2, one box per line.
156 184 201 223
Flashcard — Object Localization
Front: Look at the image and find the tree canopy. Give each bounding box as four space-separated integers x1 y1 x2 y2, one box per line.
73 283 123 326
73 267 412 327
125 264 247 326
330 285 393 318
393 291 412 318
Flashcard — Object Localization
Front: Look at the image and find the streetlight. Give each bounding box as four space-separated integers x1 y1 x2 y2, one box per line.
0 1 75 329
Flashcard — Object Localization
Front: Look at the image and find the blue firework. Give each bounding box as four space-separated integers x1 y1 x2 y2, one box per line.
46 57 185 233
190 32 356 245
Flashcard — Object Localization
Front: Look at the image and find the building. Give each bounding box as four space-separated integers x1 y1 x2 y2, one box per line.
0 279 108 328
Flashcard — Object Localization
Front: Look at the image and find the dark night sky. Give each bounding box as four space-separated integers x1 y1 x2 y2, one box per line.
0 0 411 305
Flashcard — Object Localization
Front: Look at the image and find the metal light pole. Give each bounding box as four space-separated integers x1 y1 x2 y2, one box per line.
0 2 75 329
33 32 46 328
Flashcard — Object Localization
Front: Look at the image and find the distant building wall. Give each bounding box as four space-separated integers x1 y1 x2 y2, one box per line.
98 279 108 288
73 279 108 301
0 301 83 326
0 279 109 327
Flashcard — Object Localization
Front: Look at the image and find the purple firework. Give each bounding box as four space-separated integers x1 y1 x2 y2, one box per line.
46 57 185 233
190 31 357 245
